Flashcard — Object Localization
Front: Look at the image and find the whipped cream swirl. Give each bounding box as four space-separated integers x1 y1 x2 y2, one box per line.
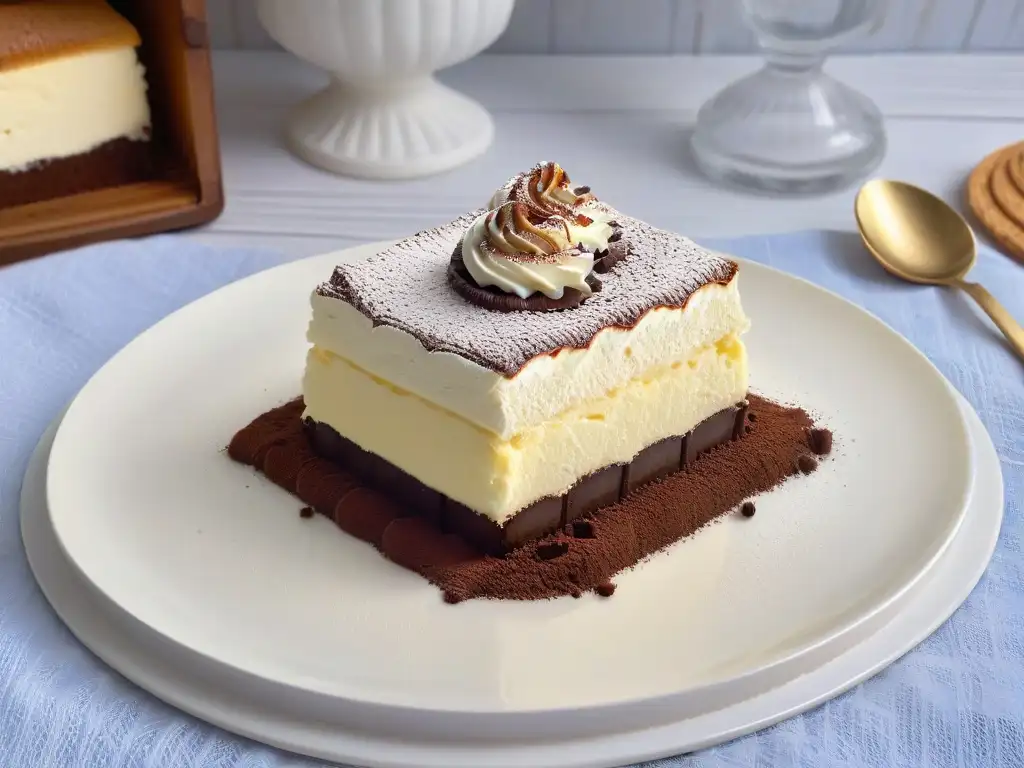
461 202 595 300
489 161 614 253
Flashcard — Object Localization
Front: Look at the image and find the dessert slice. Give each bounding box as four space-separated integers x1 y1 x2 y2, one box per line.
302 162 750 554
0 0 152 208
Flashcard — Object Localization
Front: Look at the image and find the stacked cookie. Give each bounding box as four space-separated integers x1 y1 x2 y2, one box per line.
968 141 1024 263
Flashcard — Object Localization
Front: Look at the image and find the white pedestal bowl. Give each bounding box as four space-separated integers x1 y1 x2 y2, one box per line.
256 0 515 179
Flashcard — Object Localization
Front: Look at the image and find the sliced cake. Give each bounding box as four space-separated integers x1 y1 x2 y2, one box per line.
301 162 751 554
0 0 152 208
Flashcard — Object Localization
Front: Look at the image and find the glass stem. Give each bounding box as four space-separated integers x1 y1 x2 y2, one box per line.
760 47 827 76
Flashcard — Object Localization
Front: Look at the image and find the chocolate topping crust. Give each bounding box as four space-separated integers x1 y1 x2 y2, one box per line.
318 210 738 377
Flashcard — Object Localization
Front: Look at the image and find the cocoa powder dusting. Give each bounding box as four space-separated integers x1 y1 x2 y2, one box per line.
228 394 826 602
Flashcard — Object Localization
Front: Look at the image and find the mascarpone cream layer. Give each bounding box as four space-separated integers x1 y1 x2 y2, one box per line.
0 47 150 172
307 275 749 440
303 335 748 523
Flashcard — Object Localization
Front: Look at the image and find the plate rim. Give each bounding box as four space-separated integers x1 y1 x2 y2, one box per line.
41 241 976 720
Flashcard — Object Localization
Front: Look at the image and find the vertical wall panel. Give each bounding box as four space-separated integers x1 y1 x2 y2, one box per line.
911 0 983 49
552 0 676 54
214 0 1022 54
207 0 238 48
968 0 1024 49
231 0 278 49
489 0 553 53
849 0 929 51
670 0 704 53
696 0 757 53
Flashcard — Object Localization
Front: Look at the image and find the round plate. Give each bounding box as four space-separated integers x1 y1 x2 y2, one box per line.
23 394 1000 767
41 246 973 740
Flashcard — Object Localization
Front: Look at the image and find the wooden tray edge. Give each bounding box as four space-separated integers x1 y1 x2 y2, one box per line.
0 181 224 266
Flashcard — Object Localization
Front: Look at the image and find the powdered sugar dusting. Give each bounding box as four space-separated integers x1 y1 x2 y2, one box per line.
318 209 737 376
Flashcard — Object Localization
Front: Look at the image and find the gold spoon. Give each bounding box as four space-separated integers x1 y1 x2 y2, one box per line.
855 179 1024 361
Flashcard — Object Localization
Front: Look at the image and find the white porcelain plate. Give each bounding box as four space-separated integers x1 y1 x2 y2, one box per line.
41 245 974 753
22 391 1001 768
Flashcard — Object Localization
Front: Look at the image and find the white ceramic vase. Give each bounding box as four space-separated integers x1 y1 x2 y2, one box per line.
256 0 515 180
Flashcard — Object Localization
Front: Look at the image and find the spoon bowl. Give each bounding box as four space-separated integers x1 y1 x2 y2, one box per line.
854 179 975 284
854 178 1024 361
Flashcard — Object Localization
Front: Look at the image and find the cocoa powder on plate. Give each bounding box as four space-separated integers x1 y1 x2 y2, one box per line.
229 394 830 602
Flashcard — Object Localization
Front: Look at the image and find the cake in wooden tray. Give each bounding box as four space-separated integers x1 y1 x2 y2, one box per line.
0 0 222 266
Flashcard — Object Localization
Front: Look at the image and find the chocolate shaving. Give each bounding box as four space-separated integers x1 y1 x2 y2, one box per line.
592 238 630 274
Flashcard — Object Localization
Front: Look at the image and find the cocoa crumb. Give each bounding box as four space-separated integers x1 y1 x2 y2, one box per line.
571 520 595 539
536 541 569 561
797 455 818 474
809 428 833 455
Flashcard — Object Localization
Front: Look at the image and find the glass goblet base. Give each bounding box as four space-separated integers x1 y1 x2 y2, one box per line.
690 65 886 196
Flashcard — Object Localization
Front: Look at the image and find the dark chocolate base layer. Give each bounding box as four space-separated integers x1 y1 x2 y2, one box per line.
227 395 833 602
0 136 155 209
304 402 747 555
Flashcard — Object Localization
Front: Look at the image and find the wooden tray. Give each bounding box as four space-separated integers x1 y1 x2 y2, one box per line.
0 0 223 266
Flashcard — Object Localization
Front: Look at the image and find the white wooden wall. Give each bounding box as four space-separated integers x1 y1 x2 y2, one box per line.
208 0 1024 52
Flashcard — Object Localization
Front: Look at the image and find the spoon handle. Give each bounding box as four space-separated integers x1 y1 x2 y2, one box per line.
954 280 1024 361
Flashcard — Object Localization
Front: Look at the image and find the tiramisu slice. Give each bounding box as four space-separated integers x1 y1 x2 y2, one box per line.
301 162 751 554
0 0 152 208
